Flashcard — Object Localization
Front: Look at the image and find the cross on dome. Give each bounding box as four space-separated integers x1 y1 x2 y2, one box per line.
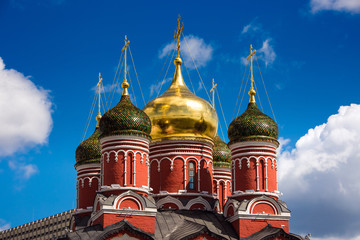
246 44 257 103
121 35 130 96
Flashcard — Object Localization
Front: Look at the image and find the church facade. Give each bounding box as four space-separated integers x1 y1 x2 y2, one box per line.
70 19 305 240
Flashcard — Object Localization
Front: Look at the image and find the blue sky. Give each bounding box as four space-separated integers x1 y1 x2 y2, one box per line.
1 0 360 239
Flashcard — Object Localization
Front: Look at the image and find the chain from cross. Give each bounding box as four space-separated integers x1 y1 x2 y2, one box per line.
174 15 184 57
210 78 217 109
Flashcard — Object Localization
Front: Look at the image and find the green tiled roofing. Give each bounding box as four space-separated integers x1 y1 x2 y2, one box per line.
75 127 101 166
213 134 231 168
228 102 278 145
99 95 151 139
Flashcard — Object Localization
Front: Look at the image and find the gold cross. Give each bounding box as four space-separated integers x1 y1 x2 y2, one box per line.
246 44 257 103
210 78 217 109
174 15 184 58
121 35 130 95
96 72 103 126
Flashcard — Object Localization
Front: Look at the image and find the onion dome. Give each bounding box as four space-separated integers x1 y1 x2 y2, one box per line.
228 102 278 145
228 44 278 145
75 125 101 167
213 134 231 168
143 57 218 142
99 94 151 139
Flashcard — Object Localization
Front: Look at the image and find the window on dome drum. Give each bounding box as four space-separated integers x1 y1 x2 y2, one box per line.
189 161 195 190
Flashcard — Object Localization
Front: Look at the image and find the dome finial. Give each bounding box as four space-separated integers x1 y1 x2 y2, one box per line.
96 72 103 127
174 15 184 60
210 78 217 109
246 44 257 103
121 35 130 96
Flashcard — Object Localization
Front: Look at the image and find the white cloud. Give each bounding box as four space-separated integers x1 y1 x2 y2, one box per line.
257 39 276 66
0 57 53 156
92 83 121 94
241 22 261 34
311 0 360 13
0 219 10 231
149 77 172 98
241 39 276 67
159 35 213 70
312 235 360 240
278 104 360 236
8 161 38 179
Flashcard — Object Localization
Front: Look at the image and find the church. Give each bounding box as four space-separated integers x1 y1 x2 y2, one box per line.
69 17 305 240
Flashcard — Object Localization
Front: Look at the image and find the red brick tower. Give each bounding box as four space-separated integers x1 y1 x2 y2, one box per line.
143 17 219 211
224 45 291 238
74 119 101 212
74 73 104 220
88 36 157 234
212 134 232 213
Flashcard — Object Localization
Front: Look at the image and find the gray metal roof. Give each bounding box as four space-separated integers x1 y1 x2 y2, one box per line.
155 210 238 240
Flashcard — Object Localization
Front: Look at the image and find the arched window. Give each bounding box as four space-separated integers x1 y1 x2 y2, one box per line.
189 161 195 190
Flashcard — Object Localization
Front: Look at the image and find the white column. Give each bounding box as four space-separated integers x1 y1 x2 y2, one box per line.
265 160 268 192
184 162 187 190
198 164 201 192
256 159 259 191
124 152 127 187
133 154 136 187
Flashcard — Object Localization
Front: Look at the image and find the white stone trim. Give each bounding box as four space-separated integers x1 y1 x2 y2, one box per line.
150 151 212 160
100 135 150 145
102 145 149 154
250 200 278 215
226 213 290 223
185 196 212 211
151 192 214 198
232 151 277 159
75 163 100 171
156 196 183 209
99 186 149 194
229 141 278 150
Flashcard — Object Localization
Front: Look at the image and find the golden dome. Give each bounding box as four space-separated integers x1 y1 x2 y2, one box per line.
143 57 218 142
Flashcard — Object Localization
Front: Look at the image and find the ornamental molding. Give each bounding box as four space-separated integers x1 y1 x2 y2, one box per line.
101 145 149 154
232 157 276 169
102 150 148 164
185 196 212 211
229 141 278 150
99 186 150 194
156 196 183 209
231 151 277 159
77 176 100 188
152 192 214 198
213 178 232 184
100 135 150 145
150 147 212 157
231 191 280 198
77 172 100 179
149 151 212 161
75 163 101 171
89 208 157 226
249 200 278 215
226 213 290 223
150 157 213 172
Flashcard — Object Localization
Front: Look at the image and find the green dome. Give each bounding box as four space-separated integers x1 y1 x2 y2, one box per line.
213 134 231 168
75 127 101 167
228 102 278 145
99 95 151 139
